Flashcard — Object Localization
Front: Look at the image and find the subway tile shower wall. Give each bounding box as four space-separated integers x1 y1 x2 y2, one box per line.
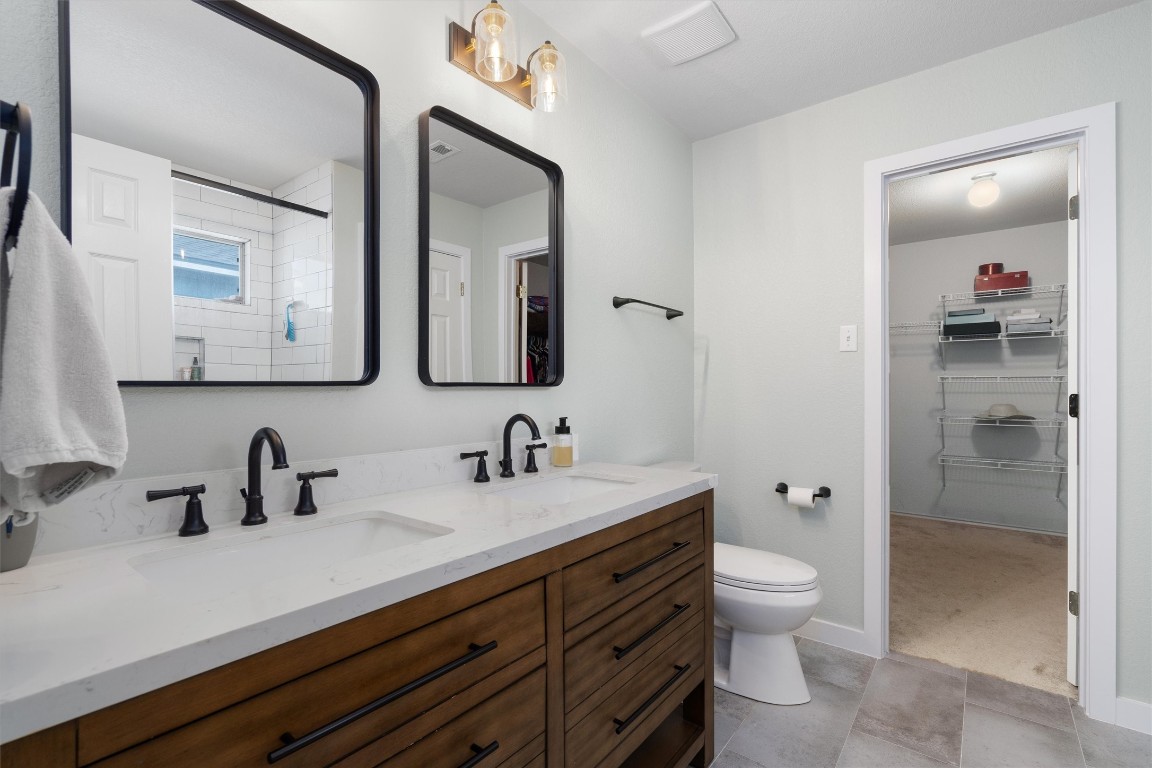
172 164 277 381
168 162 336 382
271 162 335 382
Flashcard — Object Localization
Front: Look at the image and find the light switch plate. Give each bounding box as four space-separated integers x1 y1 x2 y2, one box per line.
840 324 858 352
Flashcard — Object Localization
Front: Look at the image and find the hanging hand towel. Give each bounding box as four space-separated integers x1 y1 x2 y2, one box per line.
0 189 127 511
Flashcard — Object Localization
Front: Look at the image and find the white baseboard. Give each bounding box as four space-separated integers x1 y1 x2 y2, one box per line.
1115 697 1152 735
795 618 877 658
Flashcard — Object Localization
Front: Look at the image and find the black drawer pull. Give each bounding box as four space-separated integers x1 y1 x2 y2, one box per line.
612 541 690 583
459 740 500 768
267 641 498 763
611 662 693 735
613 603 692 660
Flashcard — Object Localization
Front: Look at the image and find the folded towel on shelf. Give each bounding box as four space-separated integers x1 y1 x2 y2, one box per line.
944 312 998 325
943 321 1002 336
1007 316 1052 324
946 308 985 317
1007 322 1053 334
1007 312 1042 321
0 189 127 512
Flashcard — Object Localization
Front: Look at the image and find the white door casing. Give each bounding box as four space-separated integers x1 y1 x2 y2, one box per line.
1066 148 1081 687
496 237 548 383
71 134 173 381
863 104 1117 723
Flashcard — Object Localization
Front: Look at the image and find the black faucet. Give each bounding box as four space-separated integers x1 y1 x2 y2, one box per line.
499 414 541 478
239 427 289 525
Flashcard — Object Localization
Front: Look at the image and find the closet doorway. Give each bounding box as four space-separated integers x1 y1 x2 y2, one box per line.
861 104 1119 723
886 144 1078 696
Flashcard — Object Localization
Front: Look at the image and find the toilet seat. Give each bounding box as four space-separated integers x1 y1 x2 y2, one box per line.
714 543 818 592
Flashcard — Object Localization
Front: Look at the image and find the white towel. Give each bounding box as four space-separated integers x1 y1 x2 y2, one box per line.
0 189 127 512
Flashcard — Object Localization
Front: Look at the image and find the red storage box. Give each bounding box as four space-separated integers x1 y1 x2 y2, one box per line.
974 271 1029 291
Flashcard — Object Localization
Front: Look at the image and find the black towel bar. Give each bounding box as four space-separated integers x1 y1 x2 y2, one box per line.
612 296 684 320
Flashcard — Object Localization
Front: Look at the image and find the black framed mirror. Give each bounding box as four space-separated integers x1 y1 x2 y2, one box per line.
59 0 379 386
419 106 563 386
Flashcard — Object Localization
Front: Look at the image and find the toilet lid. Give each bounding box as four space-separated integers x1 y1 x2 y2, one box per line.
714 543 818 592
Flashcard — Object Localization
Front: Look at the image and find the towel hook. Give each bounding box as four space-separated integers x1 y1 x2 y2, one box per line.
1 101 32 249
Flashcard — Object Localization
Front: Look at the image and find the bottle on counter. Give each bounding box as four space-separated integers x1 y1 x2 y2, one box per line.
552 417 574 467
190 356 203 381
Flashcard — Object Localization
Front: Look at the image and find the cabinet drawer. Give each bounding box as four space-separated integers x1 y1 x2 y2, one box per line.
566 622 705 767
377 666 545 768
565 565 704 712
563 510 703 630
89 581 544 768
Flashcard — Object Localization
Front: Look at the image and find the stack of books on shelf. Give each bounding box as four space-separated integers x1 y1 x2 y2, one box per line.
1004 308 1054 335
942 308 1001 337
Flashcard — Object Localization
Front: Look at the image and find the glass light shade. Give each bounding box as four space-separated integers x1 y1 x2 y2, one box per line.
473 2 518 82
967 175 1000 207
529 42 566 113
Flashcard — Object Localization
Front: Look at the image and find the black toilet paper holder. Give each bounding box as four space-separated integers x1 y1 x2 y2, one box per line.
775 483 831 500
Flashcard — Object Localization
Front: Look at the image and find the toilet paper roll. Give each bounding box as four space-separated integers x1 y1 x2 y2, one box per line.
786 486 818 508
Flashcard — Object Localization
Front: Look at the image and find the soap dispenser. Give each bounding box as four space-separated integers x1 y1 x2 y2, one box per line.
552 417 574 467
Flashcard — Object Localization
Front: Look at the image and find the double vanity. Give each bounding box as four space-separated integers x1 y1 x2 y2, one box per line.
0 463 716 767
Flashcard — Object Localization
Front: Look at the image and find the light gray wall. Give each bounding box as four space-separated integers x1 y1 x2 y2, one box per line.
889 223 1069 533
0 0 61 223
694 3 1150 703
6 1 694 506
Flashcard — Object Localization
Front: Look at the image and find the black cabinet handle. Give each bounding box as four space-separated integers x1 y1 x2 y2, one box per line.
612 662 693 734
458 741 500 768
613 603 692 660
267 641 498 763
612 541 690 583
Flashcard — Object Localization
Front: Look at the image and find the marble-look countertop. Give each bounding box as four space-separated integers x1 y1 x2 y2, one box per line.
0 463 715 743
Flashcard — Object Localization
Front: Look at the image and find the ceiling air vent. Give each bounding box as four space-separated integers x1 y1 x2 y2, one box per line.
429 140 461 163
642 1 736 66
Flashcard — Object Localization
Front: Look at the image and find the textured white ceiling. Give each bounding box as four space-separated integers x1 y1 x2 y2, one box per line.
888 145 1075 245
521 0 1140 141
69 0 363 190
429 118 551 209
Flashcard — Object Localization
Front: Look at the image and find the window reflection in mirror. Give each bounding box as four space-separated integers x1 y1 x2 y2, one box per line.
64 0 378 385
420 107 563 386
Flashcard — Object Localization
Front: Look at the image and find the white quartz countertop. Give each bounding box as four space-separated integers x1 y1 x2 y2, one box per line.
0 463 715 743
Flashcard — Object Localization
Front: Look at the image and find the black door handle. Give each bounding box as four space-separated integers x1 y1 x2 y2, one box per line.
458 740 500 768
612 541 691 583
612 662 693 734
613 603 692 660
267 641 498 763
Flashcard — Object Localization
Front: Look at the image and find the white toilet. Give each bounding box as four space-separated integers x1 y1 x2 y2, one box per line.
713 543 822 705
647 461 822 705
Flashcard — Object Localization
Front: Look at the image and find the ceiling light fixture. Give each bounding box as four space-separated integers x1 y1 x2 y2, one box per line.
448 3 568 112
967 172 1000 207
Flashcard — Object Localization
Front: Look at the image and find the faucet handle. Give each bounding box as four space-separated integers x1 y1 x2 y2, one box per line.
294 469 338 516
146 484 209 537
524 443 548 473
460 451 490 483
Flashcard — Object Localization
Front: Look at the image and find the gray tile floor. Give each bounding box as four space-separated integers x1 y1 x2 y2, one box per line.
713 639 1152 768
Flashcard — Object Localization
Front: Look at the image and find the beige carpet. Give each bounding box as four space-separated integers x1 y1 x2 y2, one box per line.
889 513 1076 697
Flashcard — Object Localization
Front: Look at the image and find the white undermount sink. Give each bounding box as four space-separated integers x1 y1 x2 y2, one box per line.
130 512 452 593
489 475 637 504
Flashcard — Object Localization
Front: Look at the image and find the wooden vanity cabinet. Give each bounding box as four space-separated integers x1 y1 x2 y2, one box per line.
1 491 713 768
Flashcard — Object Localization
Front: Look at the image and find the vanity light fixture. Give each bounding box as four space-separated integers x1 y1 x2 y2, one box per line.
448 3 568 112
967 172 1000 207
